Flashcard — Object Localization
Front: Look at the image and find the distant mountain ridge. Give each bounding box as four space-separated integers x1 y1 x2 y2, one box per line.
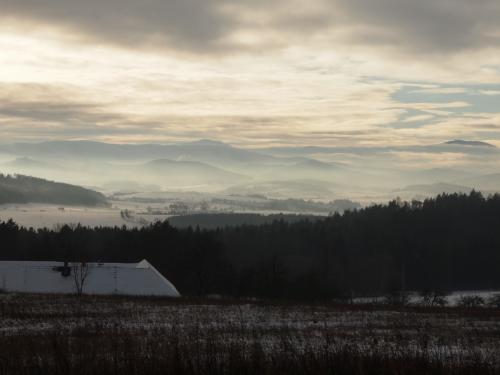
260 140 499 157
1 139 500 201
0 174 107 206
0 140 276 165
444 140 496 148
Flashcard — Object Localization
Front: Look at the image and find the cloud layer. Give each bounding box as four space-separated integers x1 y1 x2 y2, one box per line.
1 0 499 56
0 0 499 153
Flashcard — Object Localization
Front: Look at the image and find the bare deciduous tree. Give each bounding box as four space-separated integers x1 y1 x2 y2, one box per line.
72 261 90 296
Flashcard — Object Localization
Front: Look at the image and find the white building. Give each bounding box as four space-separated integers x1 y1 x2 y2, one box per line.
0 259 180 297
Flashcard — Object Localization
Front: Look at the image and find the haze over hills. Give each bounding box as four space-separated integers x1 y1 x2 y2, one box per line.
260 139 499 157
407 168 477 184
4 157 52 169
459 173 500 192
1 138 500 205
0 140 276 166
224 179 338 200
397 182 473 197
142 158 250 187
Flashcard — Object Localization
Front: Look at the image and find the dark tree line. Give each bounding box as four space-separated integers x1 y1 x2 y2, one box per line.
1 191 500 299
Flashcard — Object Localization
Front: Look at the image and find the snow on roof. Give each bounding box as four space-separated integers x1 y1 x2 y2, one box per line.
0 259 180 297
0 260 148 269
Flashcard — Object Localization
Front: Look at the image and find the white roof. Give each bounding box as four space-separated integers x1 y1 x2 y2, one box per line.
0 260 147 268
0 259 180 297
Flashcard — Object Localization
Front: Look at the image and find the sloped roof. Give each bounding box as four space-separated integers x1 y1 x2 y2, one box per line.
0 260 147 268
0 259 180 297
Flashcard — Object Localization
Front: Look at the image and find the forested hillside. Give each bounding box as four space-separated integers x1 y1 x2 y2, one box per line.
1 191 500 299
0 174 107 206
168 213 321 229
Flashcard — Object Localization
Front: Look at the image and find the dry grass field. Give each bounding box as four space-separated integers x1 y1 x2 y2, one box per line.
1 294 500 374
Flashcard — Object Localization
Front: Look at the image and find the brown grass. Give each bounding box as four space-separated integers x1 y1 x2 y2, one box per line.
0 294 499 375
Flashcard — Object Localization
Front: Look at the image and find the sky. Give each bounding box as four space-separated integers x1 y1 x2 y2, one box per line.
0 0 499 148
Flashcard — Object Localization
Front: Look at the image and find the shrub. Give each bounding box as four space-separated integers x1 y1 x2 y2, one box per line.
487 294 500 309
418 289 448 307
384 290 410 306
457 295 485 308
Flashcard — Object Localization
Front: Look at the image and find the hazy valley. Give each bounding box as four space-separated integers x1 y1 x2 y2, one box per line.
1 138 500 227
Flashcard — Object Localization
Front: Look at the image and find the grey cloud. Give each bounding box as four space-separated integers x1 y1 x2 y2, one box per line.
0 83 143 128
1 0 499 55
0 89 319 143
0 85 144 138
0 96 383 144
0 101 117 125
0 0 234 52
335 0 500 53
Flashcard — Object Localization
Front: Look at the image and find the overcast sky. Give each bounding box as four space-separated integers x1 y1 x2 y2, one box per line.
0 0 499 147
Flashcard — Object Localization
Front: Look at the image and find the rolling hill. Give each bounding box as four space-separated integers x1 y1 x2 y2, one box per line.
0 174 108 206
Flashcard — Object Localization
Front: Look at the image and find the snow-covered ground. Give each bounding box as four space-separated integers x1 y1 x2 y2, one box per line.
0 202 172 229
0 204 126 228
354 291 500 307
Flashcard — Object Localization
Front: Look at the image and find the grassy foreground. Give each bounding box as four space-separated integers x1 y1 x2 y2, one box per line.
0 294 499 374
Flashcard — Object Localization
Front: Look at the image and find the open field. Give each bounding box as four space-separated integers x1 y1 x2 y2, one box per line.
0 200 332 230
1 294 500 374
0 202 171 229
